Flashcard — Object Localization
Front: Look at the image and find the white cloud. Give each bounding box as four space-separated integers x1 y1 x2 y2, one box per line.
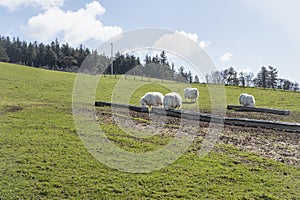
176 30 199 43
0 0 64 11
24 1 122 46
199 40 210 50
176 30 210 50
219 52 233 62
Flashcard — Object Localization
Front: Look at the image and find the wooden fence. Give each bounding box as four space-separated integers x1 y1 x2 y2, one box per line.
102 74 177 84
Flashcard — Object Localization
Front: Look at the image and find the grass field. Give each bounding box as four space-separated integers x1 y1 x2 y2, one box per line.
0 62 299 199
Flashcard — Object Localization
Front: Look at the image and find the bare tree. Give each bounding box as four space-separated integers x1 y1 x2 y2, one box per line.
239 71 254 87
245 72 254 86
206 70 223 84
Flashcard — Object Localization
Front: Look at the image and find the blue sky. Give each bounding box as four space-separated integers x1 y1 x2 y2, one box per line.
0 0 299 83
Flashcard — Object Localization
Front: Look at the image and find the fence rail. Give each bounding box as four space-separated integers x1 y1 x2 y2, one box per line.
227 105 290 115
95 101 300 132
102 74 179 84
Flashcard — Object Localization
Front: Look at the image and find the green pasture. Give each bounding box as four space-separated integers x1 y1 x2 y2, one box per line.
0 62 299 199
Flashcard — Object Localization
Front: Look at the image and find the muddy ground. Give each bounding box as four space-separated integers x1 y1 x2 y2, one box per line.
96 107 300 167
225 109 300 123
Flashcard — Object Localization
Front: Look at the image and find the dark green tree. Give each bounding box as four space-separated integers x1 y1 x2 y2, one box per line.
268 66 278 90
25 42 37 66
7 37 22 63
222 67 239 85
61 43 71 57
293 82 299 92
45 45 58 69
194 75 200 83
254 66 269 89
160 50 167 65
152 55 160 64
144 54 151 64
188 71 193 83
283 79 291 91
0 43 9 62
36 43 47 67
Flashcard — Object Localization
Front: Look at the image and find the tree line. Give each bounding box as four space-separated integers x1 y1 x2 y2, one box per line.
0 35 298 91
117 51 194 82
206 66 299 91
0 36 90 72
0 35 193 81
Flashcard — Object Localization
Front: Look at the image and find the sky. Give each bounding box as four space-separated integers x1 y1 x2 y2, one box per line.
0 0 300 83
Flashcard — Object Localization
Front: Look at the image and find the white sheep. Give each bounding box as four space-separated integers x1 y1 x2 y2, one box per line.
163 92 182 110
184 88 199 102
239 93 255 107
140 92 164 108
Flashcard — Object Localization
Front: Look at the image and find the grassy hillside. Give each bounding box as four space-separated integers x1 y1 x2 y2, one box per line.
0 62 299 199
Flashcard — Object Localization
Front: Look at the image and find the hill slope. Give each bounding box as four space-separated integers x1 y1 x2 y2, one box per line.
0 63 299 199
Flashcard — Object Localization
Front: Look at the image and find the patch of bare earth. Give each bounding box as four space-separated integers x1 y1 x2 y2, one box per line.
220 126 300 167
96 108 300 167
0 105 23 115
